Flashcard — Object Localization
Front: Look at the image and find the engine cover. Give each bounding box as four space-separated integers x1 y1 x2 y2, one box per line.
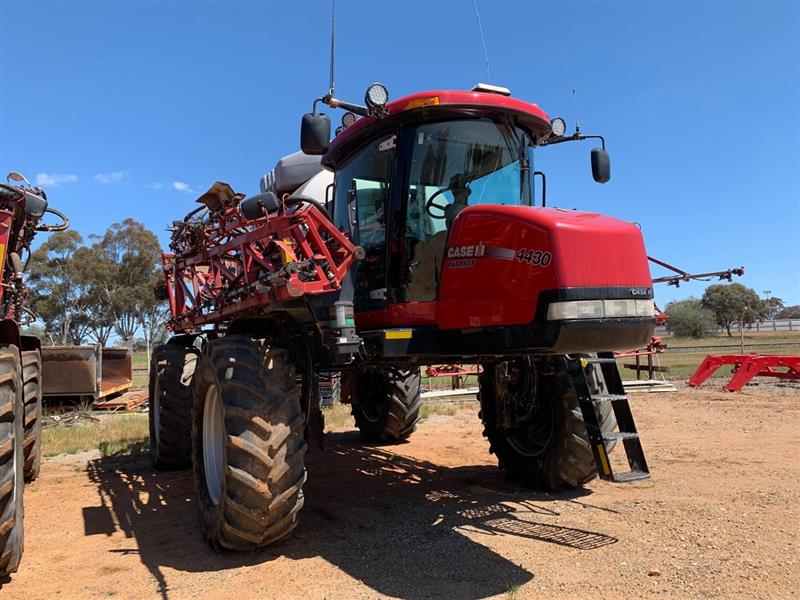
436 205 653 330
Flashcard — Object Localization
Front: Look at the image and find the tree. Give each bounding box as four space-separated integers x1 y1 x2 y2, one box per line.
663 298 716 338
764 296 784 319
27 231 95 344
93 219 163 347
701 283 765 337
777 305 800 319
139 274 170 357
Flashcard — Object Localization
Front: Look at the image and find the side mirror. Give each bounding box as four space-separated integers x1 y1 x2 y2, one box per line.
591 148 611 184
300 113 331 155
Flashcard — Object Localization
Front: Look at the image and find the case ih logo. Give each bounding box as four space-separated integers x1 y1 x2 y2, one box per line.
629 288 651 297
447 242 486 259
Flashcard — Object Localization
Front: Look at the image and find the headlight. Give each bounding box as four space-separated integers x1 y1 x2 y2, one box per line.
547 299 655 320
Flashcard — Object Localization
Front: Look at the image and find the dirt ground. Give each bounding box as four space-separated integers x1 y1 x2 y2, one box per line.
3 382 799 599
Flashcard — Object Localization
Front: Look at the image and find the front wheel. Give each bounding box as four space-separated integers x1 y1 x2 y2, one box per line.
149 343 198 470
479 355 616 490
0 346 24 577
192 336 307 550
350 367 421 443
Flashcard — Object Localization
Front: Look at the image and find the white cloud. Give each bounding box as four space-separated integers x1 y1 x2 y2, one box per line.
35 172 78 187
145 182 164 189
172 181 193 193
94 170 126 184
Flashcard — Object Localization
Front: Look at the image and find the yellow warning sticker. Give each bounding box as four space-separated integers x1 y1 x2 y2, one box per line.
596 444 611 475
385 330 413 340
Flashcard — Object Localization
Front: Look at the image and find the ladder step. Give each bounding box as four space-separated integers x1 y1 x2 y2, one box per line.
611 470 650 483
602 431 639 442
584 357 617 364
584 394 628 405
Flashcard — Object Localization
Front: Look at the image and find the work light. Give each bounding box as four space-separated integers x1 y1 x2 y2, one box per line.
550 117 566 137
365 83 389 111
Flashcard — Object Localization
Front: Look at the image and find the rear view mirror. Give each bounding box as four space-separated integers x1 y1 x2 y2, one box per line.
300 113 331 156
591 148 611 183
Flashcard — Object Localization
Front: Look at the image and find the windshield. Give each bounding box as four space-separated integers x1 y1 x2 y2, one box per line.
405 117 532 240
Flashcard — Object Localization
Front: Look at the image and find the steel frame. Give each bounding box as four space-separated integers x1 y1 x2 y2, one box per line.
688 354 800 392
164 202 360 332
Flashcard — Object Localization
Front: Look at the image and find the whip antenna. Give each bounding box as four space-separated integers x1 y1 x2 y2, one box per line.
328 0 336 97
473 0 491 83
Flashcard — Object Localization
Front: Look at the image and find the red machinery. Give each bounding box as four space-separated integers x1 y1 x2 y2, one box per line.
153 82 655 552
0 172 69 577
688 354 800 392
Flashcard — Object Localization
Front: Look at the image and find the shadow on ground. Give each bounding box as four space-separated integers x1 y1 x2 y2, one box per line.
84 431 617 600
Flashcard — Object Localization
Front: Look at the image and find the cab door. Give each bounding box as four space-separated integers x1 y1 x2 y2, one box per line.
332 133 396 313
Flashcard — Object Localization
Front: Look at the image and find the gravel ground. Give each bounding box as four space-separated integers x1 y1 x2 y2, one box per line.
2 381 798 599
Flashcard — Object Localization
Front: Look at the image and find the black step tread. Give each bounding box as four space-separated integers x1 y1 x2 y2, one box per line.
602 431 639 442
611 470 651 483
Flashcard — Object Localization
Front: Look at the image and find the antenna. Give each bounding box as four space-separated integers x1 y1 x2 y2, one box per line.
572 88 581 134
328 0 336 98
473 0 491 83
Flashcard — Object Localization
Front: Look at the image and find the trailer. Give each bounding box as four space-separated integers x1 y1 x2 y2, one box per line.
41 345 132 402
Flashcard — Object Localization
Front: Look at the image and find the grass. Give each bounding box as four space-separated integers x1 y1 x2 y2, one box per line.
323 402 353 430
42 414 149 458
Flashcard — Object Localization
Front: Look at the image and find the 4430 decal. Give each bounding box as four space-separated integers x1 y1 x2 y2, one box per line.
514 248 553 267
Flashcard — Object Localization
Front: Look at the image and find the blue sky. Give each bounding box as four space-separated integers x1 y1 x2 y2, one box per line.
2 0 798 306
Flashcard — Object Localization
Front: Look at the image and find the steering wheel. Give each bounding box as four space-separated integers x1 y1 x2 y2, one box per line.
424 187 452 219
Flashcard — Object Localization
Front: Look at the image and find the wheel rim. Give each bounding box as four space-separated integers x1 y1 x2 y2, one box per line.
203 383 225 506
502 361 554 458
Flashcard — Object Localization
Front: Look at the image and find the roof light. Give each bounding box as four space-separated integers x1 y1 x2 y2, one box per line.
471 83 511 96
341 112 357 127
405 96 440 110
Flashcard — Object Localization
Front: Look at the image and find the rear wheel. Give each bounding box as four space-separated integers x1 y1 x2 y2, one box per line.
21 350 42 482
192 336 307 550
351 367 421 443
479 355 616 490
0 347 24 577
149 343 198 470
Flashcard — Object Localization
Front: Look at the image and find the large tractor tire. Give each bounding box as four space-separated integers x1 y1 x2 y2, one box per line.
351 367 421 443
191 336 307 550
479 355 616 490
149 343 199 470
21 350 42 482
0 347 24 577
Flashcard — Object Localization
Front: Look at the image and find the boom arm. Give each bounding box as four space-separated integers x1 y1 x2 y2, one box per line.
162 186 362 333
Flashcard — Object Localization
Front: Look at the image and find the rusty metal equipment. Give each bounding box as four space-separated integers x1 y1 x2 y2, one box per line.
425 364 481 390
41 345 132 401
688 354 800 392
0 171 69 578
614 337 669 380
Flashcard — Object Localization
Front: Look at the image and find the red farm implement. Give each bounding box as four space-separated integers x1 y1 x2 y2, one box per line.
160 182 362 333
0 171 69 577
688 354 800 392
